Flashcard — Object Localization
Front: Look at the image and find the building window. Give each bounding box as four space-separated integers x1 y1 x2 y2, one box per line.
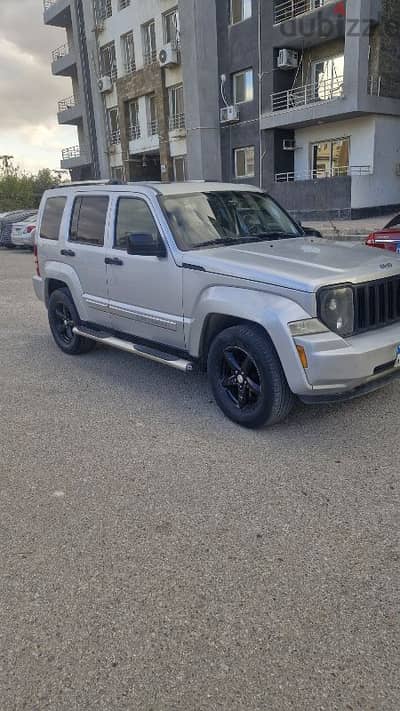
95 0 112 22
231 0 252 24
311 56 344 100
127 99 140 140
173 156 186 182
122 31 135 74
100 41 117 80
163 8 179 45
119 0 130 9
233 68 254 104
69 196 109 247
111 166 124 181
168 84 185 130
234 146 255 178
311 137 350 178
142 20 157 65
107 107 120 144
146 95 158 135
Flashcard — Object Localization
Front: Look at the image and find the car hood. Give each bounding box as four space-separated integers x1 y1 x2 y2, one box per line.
184 237 400 292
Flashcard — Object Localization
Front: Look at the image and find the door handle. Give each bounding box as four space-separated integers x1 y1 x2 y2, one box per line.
61 249 75 257
105 257 124 266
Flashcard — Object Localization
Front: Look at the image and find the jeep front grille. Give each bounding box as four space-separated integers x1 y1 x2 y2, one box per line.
354 276 400 333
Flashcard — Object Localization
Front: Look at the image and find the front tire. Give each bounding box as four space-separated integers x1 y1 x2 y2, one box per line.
207 324 294 428
48 288 96 355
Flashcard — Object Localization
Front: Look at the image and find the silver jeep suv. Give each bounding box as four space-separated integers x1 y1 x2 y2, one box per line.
33 181 400 428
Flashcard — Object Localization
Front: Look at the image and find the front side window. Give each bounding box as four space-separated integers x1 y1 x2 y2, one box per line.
40 197 66 240
161 191 300 251
311 137 349 178
234 146 255 178
231 0 252 24
70 196 109 246
115 198 160 250
233 69 254 104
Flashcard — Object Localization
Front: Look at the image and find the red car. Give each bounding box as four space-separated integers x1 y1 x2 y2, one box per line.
366 214 400 253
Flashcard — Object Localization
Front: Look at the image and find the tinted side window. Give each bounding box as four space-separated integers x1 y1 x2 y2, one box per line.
70 196 109 246
115 198 160 250
40 197 66 240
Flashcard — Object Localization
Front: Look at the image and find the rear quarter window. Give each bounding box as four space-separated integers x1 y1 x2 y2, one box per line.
40 196 66 240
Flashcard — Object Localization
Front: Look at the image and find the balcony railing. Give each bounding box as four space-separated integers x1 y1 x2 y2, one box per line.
144 49 158 66
51 42 71 62
128 124 141 140
119 0 130 8
61 145 82 161
368 75 400 100
271 75 344 112
274 0 334 24
124 60 136 76
169 113 185 131
147 119 159 136
275 165 372 182
58 96 78 112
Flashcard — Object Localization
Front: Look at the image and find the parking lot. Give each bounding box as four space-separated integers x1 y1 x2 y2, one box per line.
0 249 399 710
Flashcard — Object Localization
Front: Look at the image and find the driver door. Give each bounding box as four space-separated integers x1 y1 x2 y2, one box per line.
106 194 185 349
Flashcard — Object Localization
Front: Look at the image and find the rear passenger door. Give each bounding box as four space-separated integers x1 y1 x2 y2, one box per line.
65 194 111 327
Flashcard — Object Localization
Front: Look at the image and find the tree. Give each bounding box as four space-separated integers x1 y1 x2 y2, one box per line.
0 165 61 212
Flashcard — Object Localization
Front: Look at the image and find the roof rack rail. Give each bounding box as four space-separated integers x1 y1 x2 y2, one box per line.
53 179 126 189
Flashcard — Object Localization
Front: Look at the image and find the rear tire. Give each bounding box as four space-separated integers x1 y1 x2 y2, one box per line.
48 288 96 355
207 324 294 428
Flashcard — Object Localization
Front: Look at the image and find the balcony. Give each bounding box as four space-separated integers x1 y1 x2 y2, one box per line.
61 145 90 170
169 113 186 139
368 76 400 101
51 42 76 76
43 0 71 27
275 165 373 182
274 0 335 25
57 96 82 125
271 75 343 113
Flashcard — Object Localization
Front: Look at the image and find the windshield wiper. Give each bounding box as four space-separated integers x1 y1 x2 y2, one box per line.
191 237 240 250
190 233 299 250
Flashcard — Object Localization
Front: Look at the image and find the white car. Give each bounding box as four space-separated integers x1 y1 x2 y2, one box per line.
11 216 37 248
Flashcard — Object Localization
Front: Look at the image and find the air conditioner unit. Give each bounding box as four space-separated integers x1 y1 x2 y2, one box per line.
98 76 113 93
159 44 179 68
278 49 299 70
220 105 240 124
283 139 297 151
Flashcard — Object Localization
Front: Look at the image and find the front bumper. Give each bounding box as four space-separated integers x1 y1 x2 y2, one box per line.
292 321 400 398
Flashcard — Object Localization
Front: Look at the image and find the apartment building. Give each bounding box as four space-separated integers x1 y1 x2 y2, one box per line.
44 0 186 182
181 0 400 218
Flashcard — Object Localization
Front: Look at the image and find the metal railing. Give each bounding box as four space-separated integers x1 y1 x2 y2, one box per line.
124 60 136 76
61 145 81 161
144 49 158 66
58 96 78 112
128 124 141 140
368 75 400 99
147 119 159 136
109 129 121 145
271 75 344 112
52 42 71 62
119 0 130 8
275 165 373 182
169 113 185 131
274 0 334 24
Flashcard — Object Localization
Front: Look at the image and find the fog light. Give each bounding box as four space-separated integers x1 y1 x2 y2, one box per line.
296 345 308 369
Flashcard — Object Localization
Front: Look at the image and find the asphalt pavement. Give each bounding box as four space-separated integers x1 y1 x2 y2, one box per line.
0 250 399 711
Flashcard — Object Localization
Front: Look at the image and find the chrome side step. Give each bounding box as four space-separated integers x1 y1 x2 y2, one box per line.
73 327 193 373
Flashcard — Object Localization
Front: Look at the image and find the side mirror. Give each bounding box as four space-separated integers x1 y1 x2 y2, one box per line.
301 226 323 239
127 233 167 257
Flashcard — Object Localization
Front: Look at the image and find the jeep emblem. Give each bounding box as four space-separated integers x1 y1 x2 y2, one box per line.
380 263 393 269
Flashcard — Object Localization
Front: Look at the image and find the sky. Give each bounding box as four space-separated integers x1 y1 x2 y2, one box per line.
0 0 76 174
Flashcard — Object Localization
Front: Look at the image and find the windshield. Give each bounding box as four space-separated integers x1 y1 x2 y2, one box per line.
160 190 301 251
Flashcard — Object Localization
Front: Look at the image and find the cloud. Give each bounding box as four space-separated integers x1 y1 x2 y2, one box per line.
0 0 76 171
